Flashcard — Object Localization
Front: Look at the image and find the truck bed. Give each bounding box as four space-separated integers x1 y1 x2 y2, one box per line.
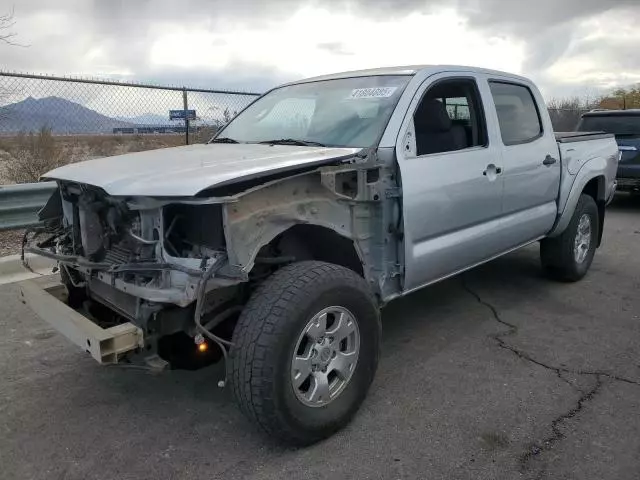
555 132 619 216
555 132 614 143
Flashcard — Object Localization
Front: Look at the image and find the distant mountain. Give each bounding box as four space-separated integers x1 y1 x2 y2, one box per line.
114 113 168 125
0 96 134 134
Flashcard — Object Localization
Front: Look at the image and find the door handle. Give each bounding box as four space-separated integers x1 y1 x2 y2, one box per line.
543 155 557 166
483 165 502 176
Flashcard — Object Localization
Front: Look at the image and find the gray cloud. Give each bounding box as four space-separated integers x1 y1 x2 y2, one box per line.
317 41 353 56
453 0 637 30
129 63 292 93
3 0 640 98
14 0 635 36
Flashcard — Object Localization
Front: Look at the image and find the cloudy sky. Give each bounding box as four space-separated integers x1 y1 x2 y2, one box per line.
2 0 639 99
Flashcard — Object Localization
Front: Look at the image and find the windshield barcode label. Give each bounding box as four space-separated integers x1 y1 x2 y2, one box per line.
347 87 397 99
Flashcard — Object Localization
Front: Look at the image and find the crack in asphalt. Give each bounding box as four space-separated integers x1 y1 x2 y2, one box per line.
460 278 640 387
460 277 640 475
518 376 602 476
555 370 584 394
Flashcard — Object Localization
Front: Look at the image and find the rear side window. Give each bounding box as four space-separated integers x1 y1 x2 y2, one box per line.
489 82 542 145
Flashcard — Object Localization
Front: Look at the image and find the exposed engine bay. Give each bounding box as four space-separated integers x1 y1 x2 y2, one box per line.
24 181 248 368
22 156 399 369
27 181 234 302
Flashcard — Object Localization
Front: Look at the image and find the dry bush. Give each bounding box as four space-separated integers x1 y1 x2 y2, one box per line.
86 135 121 157
191 126 218 144
3 127 68 183
121 134 186 153
0 131 206 185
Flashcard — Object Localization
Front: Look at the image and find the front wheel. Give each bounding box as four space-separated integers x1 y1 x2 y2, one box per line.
228 261 380 446
540 194 599 282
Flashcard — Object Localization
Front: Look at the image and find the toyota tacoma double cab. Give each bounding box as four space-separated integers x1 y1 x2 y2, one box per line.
20 66 619 445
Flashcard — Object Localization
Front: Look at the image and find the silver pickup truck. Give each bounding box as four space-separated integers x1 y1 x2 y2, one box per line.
21 65 619 445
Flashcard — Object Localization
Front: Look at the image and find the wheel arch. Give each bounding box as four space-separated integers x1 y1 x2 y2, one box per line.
548 156 607 244
221 171 379 289
265 224 365 277
581 176 606 247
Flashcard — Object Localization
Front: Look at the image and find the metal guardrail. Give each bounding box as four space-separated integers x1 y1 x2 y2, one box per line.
0 182 56 231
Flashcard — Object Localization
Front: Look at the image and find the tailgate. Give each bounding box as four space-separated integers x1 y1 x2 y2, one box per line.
19 277 143 364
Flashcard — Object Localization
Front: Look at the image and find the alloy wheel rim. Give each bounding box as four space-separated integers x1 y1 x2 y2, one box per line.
291 306 360 407
574 214 592 264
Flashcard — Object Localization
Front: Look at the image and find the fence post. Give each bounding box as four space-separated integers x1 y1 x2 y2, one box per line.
183 88 189 145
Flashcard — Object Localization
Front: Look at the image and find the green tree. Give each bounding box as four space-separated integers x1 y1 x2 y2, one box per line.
600 85 640 110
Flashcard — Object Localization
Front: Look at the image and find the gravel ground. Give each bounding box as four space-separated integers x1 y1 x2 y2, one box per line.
1 195 639 480
0 230 24 257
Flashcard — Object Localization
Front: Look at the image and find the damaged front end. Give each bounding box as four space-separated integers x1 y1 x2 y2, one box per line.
23 181 241 368
22 149 402 369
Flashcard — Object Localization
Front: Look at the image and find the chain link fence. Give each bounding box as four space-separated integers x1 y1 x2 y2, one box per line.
0 71 260 183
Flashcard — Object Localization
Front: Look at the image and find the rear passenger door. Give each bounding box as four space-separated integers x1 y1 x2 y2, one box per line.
487 80 560 246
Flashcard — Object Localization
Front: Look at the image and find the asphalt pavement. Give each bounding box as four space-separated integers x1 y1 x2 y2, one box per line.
1 195 639 480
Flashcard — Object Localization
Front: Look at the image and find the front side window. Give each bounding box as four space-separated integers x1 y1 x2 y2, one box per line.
413 78 487 156
489 82 542 145
214 76 410 148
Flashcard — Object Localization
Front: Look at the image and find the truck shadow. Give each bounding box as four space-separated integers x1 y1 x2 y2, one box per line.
608 192 640 211
379 244 546 349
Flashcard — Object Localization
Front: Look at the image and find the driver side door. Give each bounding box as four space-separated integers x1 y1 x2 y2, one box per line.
397 73 506 291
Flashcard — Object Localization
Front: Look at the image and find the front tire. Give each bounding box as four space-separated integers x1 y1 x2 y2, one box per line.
540 194 599 282
228 261 380 446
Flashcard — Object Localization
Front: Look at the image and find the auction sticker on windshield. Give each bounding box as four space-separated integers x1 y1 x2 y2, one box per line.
347 87 398 99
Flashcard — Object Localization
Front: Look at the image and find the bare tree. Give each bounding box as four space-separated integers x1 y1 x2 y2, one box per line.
547 95 602 131
0 8 25 118
0 8 19 46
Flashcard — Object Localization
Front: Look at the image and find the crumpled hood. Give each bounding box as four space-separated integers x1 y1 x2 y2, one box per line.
43 143 361 197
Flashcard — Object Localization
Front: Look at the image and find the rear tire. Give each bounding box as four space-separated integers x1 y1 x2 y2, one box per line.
228 261 380 446
540 194 599 282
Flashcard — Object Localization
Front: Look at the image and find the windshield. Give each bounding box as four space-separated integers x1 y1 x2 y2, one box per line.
577 115 640 136
213 76 410 148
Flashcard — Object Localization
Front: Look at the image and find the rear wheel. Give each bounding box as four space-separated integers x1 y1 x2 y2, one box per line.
228 261 380 446
540 194 599 282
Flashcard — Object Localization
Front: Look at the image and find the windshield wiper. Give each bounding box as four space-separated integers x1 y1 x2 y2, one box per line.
211 137 239 144
258 138 327 147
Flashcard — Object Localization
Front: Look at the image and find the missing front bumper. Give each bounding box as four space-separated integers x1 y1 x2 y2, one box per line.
19 277 144 364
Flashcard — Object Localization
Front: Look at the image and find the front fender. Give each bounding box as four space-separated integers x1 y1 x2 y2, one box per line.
222 173 354 272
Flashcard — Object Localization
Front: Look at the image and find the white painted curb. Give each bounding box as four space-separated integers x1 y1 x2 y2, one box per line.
0 254 57 286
